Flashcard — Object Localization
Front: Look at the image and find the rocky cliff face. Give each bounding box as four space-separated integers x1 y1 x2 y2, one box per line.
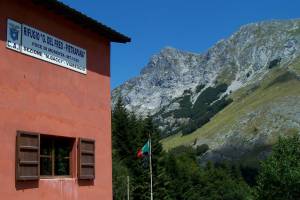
112 19 300 138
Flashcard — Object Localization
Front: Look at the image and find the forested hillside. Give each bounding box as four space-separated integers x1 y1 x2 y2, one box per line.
112 98 300 199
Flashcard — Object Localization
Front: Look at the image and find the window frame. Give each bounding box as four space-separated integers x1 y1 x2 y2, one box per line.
39 135 74 179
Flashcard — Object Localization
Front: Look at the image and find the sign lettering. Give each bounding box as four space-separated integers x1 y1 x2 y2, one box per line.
6 19 87 74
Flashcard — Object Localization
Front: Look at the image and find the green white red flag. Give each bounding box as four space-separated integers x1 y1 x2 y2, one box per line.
137 140 150 158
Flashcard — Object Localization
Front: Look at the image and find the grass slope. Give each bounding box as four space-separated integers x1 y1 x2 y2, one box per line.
161 62 300 151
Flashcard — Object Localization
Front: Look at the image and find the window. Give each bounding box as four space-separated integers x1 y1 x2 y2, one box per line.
16 131 95 181
40 135 74 177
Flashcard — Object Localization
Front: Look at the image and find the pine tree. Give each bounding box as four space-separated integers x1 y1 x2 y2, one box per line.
112 98 131 200
112 97 131 162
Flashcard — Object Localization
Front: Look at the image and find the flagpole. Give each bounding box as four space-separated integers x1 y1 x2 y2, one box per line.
149 133 153 200
127 175 130 200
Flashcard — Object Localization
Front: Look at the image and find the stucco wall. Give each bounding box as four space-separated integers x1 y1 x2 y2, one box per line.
0 0 112 199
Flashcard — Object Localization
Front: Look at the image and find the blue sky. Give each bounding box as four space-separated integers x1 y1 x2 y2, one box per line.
60 0 300 89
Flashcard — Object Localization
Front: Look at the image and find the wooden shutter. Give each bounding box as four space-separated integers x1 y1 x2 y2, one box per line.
16 131 40 181
78 138 95 180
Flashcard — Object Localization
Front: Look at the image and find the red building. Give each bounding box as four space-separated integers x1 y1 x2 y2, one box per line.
0 0 130 199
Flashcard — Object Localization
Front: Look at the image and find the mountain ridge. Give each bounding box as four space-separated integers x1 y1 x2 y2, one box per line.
112 19 300 136
112 18 300 163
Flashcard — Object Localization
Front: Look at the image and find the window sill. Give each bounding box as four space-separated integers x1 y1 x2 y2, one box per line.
40 177 75 181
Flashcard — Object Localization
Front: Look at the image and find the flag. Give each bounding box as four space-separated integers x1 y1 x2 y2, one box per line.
137 140 150 158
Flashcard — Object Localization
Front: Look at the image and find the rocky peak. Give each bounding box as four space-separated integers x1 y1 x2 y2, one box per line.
112 19 300 131
141 46 200 75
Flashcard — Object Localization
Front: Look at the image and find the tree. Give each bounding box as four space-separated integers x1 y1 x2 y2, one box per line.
112 101 171 200
112 98 132 162
163 146 203 200
153 145 254 200
112 158 129 200
196 163 253 200
256 135 300 200
130 116 170 200
112 98 253 200
112 98 131 200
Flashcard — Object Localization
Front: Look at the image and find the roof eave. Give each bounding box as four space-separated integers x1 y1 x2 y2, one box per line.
31 0 131 43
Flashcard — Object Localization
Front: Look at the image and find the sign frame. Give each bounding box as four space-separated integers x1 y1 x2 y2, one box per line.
6 19 87 74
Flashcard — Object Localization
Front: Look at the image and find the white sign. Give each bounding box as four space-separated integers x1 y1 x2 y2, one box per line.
6 19 87 74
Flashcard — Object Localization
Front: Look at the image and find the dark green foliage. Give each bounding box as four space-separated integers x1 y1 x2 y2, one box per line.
196 84 205 93
174 94 192 118
158 83 233 136
162 146 253 200
240 165 259 186
192 83 228 118
112 98 132 160
196 163 253 200
112 98 254 200
112 159 129 200
181 95 233 135
268 58 281 69
163 146 203 199
112 98 172 200
164 83 233 135
256 135 300 200
196 144 209 156
113 103 300 200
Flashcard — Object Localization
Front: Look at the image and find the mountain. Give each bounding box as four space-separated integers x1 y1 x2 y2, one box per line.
112 19 300 163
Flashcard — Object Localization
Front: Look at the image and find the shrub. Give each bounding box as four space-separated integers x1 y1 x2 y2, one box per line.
196 84 205 93
256 135 300 200
196 144 209 156
268 58 281 69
